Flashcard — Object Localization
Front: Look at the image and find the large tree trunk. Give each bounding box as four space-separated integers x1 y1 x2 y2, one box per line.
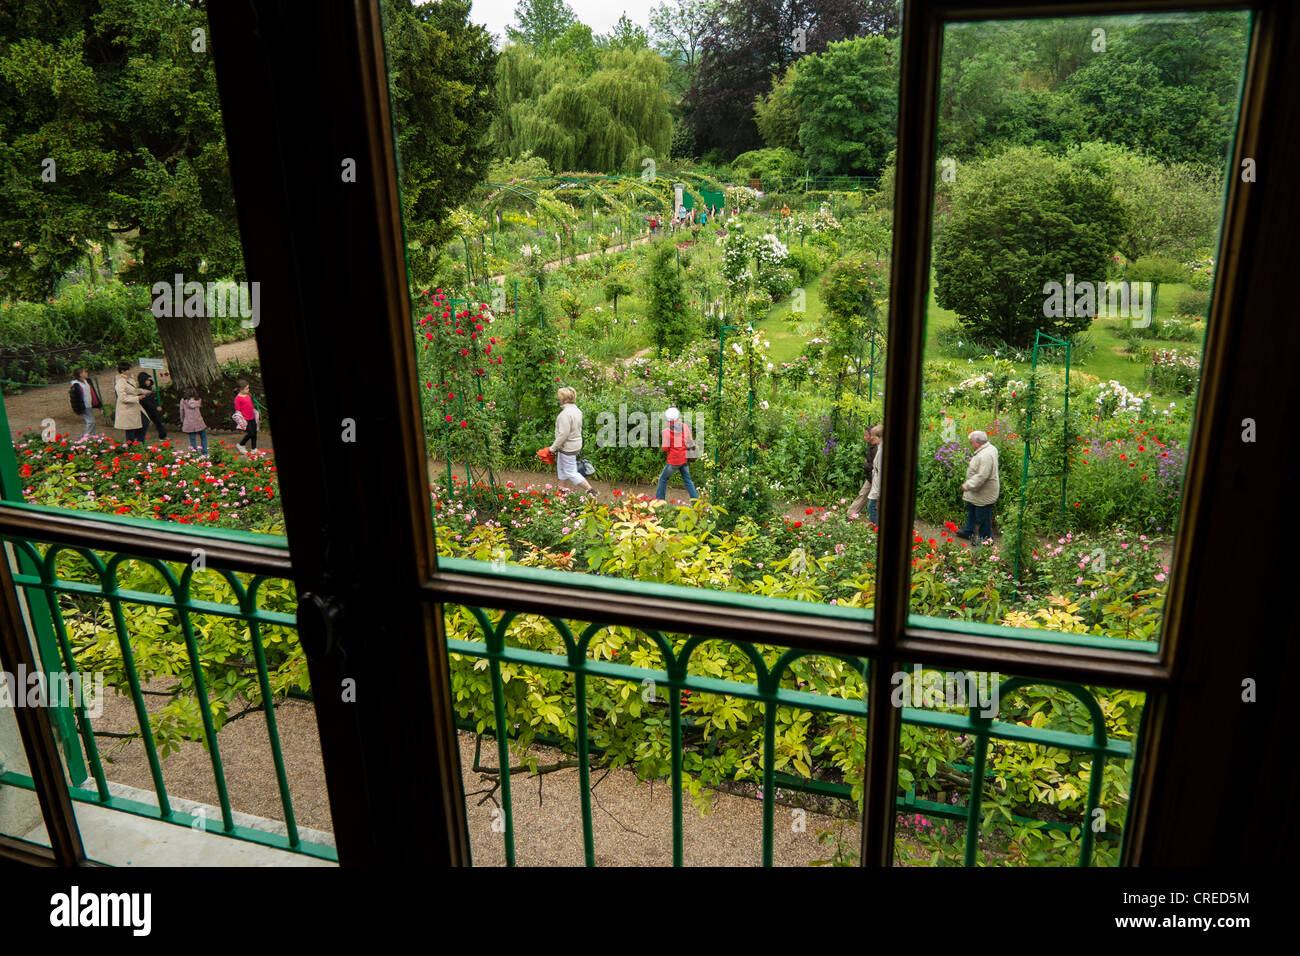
154 316 223 389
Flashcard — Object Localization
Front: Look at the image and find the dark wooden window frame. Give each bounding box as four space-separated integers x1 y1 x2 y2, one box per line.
0 0 1295 866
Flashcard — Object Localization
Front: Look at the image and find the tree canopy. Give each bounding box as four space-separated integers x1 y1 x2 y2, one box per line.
685 0 885 159
933 146 1129 347
386 0 498 285
491 45 673 173
934 13 1249 170
790 35 897 176
507 0 579 48
0 0 498 384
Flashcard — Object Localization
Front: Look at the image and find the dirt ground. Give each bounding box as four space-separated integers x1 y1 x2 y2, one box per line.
3 338 273 450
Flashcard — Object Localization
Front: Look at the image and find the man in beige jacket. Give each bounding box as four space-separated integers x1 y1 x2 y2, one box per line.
955 430 999 544
848 425 882 524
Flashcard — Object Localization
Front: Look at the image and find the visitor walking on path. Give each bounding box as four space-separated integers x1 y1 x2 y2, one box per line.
180 388 208 456
955 430 1000 545
137 371 168 441
546 386 596 498
848 425 882 523
69 368 101 443
113 362 146 443
655 407 698 502
234 379 260 456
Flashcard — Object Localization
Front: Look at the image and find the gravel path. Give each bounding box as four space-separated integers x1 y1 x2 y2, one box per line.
3 338 266 443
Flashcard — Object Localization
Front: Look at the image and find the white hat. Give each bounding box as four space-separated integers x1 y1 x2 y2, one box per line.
664 406 680 422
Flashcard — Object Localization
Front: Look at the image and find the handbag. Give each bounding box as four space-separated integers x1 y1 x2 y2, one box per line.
685 438 701 460
578 457 596 477
232 410 247 431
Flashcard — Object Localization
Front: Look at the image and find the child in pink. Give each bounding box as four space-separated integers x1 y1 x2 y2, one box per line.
234 379 259 456
179 388 208 455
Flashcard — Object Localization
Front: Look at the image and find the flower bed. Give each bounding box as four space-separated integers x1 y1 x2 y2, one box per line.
14 433 280 529
1147 348 1201 395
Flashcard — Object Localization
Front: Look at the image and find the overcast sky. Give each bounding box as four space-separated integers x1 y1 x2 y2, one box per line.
469 0 659 44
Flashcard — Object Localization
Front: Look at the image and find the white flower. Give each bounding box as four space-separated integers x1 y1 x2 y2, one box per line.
766 362 774 371
732 342 743 356
760 400 770 409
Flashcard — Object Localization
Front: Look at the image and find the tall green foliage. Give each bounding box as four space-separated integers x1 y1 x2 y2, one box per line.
790 35 898 177
601 14 651 52
1061 12 1248 169
685 0 882 159
1067 142 1221 262
753 63 802 151
385 0 498 289
932 146 1128 347
645 241 692 353
821 254 886 409
506 0 578 48
933 13 1249 169
649 0 717 101
491 45 673 173
0 0 497 379
0 0 240 301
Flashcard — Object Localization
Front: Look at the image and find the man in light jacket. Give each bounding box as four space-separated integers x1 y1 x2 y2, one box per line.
956 430 999 544
550 386 596 497
113 362 146 443
848 425 882 524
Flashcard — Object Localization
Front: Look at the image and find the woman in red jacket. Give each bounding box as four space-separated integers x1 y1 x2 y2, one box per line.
655 406 698 502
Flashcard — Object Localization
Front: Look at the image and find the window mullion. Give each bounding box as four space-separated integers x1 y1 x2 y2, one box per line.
859 0 946 868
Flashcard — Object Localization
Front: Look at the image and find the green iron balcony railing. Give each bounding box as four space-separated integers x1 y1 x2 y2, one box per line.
442 601 1137 867
0 524 1139 866
0 533 335 862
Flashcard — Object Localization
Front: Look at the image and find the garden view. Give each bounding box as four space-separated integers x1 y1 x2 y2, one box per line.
0 0 1249 865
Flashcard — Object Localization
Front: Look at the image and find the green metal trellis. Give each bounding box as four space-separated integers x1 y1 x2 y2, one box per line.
1013 330 1073 583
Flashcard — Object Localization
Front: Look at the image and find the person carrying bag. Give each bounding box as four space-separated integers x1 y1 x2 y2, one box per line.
655 407 699 502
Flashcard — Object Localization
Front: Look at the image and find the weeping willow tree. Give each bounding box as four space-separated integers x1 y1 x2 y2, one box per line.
491 45 674 173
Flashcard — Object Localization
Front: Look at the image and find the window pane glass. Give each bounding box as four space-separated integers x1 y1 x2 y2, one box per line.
907 11 1251 648
443 601 868 866
893 662 1146 866
380 2 901 613
1 536 336 865
0 3 276 534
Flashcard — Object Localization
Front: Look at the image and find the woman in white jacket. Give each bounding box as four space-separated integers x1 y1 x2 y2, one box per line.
549 387 596 497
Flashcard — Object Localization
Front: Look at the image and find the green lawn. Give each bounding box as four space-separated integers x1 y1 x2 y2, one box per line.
754 280 826 362
753 273 1197 406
